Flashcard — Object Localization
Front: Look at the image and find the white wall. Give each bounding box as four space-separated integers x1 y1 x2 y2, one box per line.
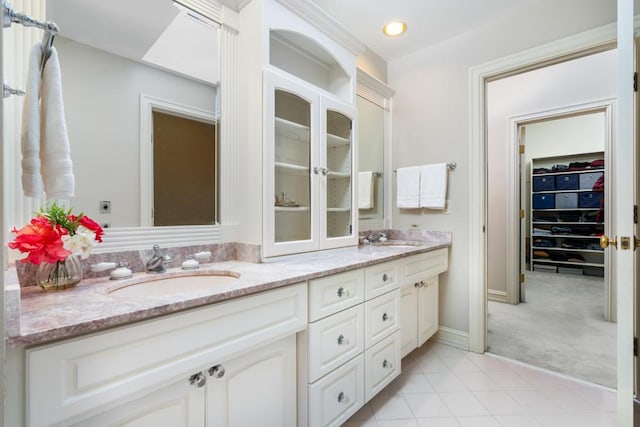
388 0 616 334
486 51 615 297
57 37 216 227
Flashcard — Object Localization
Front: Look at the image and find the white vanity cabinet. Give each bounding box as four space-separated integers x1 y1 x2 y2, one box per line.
399 249 449 358
299 262 401 427
264 69 358 257
24 284 307 427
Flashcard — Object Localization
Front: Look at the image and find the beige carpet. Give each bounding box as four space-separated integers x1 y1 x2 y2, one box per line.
487 270 616 388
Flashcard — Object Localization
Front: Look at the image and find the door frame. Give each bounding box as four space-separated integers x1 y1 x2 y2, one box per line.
507 101 615 318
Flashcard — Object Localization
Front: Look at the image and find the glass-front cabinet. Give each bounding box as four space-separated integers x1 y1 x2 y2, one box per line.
264 70 357 257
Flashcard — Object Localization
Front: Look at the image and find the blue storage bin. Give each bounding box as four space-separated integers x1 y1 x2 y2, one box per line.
556 174 579 190
533 194 554 209
579 192 602 208
533 176 554 192
579 172 603 190
555 193 578 209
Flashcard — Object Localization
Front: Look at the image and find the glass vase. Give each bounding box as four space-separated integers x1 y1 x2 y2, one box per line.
35 255 83 291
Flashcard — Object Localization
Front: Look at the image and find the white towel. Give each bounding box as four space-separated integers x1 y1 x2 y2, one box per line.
396 166 420 208
419 163 447 209
358 171 374 209
40 46 75 199
20 43 44 197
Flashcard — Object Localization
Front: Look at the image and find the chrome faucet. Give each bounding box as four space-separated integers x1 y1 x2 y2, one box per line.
146 244 171 273
363 231 387 244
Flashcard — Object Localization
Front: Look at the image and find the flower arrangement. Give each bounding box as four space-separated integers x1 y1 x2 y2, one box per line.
8 202 104 290
8 201 104 264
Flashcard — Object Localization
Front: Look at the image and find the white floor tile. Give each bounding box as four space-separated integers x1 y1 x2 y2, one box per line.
472 391 525 416
415 354 452 374
455 372 500 392
404 393 453 418
455 415 501 427
438 392 490 417
441 357 483 373
416 417 461 426
371 393 415 420
482 370 535 390
376 420 422 427
343 421 379 427
392 373 436 394
425 373 469 393
505 390 563 414
493 414 543 427
348 403 376 422
465 354 514 373
534 412 617 427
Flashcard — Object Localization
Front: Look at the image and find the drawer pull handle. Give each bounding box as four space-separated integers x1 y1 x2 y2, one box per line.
337 391 350 404
189 372 206 388
382 312 392 322
414 282 420 288
208 364 225 378
337 334 350 346
337 286 350 298
382 273 389 282
420 281 426 287
382 359 393 369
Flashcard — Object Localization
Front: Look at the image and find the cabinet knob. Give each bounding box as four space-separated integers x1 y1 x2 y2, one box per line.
322 167 329 176
337 391 350 404
414 282 419 288
420 281 426 287
337 334 349 346
208 364 225 378
313 166 321 175
189 372 207 388
382 273 389 282
337 286 350 298
382 359 392 369
382 312 392 322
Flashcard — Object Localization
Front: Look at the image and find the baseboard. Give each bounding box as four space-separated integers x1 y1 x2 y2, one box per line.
488 289 508 303
434 326 469 351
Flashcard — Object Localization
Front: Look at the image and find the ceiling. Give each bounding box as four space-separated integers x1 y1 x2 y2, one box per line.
309 0 545 61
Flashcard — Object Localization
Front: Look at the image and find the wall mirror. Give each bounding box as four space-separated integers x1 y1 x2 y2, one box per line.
4 0 222 252
48 0 220 228
356 69 394 231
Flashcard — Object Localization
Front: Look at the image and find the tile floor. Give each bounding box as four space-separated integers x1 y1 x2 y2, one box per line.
344 341 616 427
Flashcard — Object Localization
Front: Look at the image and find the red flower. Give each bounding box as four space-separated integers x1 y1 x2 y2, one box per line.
79 215 104 242
8 216 71 264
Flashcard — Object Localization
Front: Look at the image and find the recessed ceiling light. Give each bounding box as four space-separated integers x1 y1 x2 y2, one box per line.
383 21 407 37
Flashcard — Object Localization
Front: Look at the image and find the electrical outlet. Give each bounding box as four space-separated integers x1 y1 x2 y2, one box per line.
99 201 111 214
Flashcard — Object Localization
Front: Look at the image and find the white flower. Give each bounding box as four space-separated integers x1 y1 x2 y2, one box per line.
62 226 100 259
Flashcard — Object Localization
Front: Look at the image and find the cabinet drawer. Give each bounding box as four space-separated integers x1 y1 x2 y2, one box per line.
364 331 401 402
364 289 400 348
401 249 448 285
309 269 365 322
308 354 365 427
364 260 399 300
26 283 307 427
308 305 364 383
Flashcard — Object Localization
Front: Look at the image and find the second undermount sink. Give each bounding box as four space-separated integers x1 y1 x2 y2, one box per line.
108 271 241 297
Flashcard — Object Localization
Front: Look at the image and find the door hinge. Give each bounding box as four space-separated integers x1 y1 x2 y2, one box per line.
519 273 525 283
519 145 525 154
634 336 638 357
520 209 525 219
634 205 638 224
634 72 638 92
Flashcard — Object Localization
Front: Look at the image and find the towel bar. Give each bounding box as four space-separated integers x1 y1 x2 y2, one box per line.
393 162 457 173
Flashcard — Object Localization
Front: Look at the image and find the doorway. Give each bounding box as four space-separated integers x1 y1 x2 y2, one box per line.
484 49 617 386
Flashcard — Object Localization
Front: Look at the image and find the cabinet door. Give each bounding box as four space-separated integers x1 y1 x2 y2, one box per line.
264 71 320 256
320 96 358 250
206 335 297 427
400 284 418 358
417 276 439 346
72 376 206 427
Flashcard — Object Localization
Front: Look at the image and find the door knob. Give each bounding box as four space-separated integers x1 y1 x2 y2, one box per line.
600 235 617 249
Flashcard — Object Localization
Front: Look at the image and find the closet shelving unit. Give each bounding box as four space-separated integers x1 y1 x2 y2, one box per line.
530 152 605 276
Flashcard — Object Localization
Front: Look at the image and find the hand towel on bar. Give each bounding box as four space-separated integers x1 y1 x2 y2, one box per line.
396 166 420 208
40 46 75 199
20 43 44 197
358 171 374 209
419 163 447 209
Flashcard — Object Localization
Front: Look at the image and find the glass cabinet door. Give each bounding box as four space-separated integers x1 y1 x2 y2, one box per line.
325 109 353 239
274 89 312 244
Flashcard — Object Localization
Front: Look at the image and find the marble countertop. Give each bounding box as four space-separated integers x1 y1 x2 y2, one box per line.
5 237 450 347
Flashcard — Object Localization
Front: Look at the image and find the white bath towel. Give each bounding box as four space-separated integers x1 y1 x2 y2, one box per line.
358 171 374 209
396 166 420 208
40 46 75 199
419 163 447 209
20 43 44 197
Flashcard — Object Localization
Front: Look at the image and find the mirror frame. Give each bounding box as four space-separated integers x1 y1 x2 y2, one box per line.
356 68 394 231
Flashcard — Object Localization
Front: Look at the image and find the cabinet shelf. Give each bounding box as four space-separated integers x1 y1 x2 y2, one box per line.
327 133 350 147
532 221 602 226
532 208 600 212
275 117 310 144
327 207 351 213
327 171 350 179
275 162 309 175
533 189 603 195
532 247 603 254
532 234 601 239
532 260 604 268
532 168 603 177
275 206 310 212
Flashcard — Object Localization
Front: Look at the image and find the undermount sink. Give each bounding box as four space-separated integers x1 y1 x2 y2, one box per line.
107 271 241 297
